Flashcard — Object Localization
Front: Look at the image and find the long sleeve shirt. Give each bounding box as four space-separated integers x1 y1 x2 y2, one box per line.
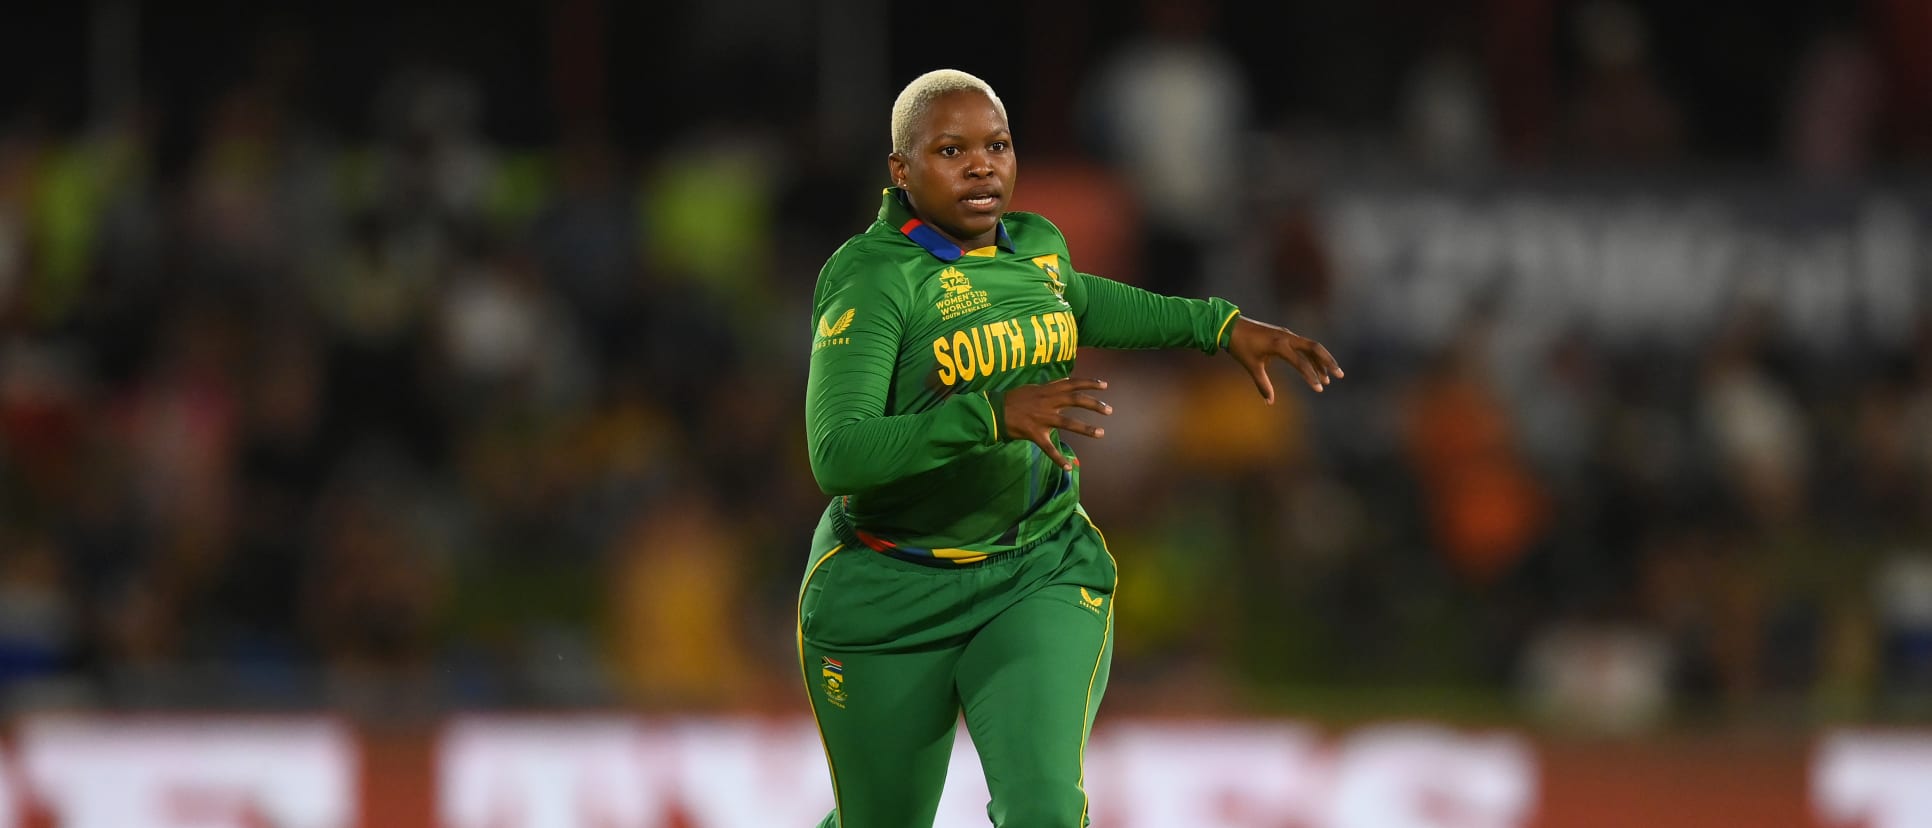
804 188 1240 560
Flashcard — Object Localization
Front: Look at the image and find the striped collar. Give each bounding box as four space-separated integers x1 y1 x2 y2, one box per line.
879 187 1012 262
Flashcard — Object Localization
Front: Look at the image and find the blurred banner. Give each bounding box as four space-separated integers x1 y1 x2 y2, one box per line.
0 716 1923 827
1321 185 1929 353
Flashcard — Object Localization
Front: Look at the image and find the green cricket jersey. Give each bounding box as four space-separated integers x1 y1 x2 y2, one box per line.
805 188 1241 562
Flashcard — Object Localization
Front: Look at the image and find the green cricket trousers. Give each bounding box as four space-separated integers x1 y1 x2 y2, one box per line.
797 503 1118 828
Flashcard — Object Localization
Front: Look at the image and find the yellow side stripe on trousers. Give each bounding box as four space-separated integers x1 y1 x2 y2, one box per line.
1076 512 1117 826
798 544 844 821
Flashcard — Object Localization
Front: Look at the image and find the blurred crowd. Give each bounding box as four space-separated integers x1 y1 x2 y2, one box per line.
2 0 1931 733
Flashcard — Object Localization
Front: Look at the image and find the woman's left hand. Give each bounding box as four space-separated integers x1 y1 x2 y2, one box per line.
1226 316 1344 403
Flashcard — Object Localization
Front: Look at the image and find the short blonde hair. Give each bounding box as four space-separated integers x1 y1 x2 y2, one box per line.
890 69 1008 156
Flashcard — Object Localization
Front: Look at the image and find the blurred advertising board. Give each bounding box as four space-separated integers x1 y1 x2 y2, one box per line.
1320 186 1932 354
0 716 1921 827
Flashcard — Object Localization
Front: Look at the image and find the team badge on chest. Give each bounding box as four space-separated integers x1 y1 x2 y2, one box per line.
1032 254 1070 307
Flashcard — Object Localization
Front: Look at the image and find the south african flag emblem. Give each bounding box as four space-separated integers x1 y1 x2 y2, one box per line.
821 657 847 708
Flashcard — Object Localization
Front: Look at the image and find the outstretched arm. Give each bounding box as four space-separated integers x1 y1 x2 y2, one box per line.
1067 270 1241 353
1067 268 1342 397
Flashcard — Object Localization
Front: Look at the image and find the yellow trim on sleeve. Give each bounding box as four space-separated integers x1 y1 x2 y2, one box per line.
979 390 999 440
1214 308 1242 351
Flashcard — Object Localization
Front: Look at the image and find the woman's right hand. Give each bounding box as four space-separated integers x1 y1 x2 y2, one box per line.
1002 377 1112 471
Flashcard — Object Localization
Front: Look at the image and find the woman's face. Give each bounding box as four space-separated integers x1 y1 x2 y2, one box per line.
889 90 1015 249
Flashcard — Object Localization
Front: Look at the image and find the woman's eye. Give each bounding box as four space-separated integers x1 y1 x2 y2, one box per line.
990 141 1008 152
940 146 960 158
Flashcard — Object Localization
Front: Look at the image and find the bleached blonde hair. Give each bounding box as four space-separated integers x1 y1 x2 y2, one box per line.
890 69 1008 156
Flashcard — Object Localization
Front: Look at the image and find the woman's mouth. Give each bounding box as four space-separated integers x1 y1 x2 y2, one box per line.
962 193 1001 212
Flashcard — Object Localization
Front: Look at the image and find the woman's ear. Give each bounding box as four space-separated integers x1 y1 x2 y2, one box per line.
887 151 908 189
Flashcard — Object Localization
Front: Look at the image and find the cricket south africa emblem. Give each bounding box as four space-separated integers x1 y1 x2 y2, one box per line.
821 657 848 708
1032 254 1069 306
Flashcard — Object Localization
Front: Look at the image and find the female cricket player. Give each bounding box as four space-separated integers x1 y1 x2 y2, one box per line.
799 68 1343 827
